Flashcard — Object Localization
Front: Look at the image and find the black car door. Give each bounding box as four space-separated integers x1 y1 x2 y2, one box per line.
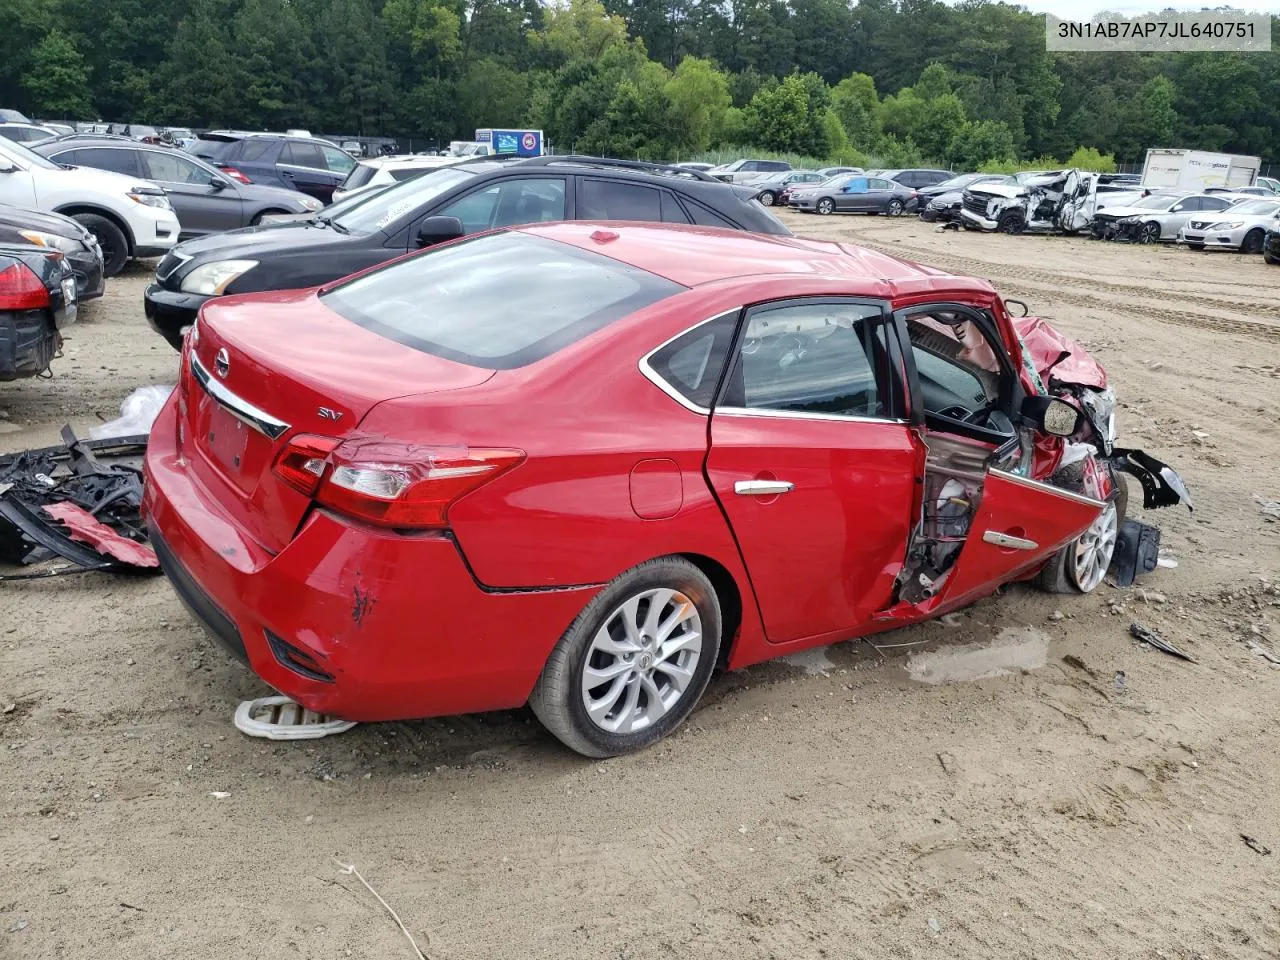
277 141 332 202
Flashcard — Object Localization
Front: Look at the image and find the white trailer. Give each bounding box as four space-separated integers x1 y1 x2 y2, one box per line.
1140 149 1260 192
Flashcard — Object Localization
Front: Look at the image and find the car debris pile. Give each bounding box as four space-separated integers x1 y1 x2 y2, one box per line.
0 428 157 577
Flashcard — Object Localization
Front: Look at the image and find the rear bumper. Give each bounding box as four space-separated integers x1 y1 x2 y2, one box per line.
0 310 57 381
142 398 598 722
144 283 210 349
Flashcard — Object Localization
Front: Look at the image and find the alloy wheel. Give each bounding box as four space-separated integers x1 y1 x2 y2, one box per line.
817 198 834 215
1140 222 1161 243
1069 501 1118 592
759 192 775 206
888 199 904 216
580 588 703 734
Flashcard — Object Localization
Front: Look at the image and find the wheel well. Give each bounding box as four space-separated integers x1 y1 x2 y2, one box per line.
679 552 743 668
53 205 135 253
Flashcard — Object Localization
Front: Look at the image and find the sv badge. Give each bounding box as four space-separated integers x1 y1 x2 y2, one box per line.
317 407 344 422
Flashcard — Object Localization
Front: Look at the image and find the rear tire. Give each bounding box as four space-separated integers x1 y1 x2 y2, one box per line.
1241 229 1265 254
758 191 776 206
887 198 905 217
816 198 835 216
1265 250 1279 265
1036 462 1128 595
73 213 128 276
529 557 721 757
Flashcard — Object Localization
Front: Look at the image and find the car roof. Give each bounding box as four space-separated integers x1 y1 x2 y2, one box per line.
513 221 990 295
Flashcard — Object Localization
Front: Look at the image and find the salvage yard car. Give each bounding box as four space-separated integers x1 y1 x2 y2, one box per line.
143 221 1189 757
143 156 790 349
0 137 179 276
790 174 918 216
0 243 77 380
1176 197 1280 253
1091 192 1237 243
0 204 104 301
34 136 324 239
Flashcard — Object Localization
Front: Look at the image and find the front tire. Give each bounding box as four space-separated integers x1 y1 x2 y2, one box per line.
816 198 835 216
1139 221 1161 244
758 191 776 206
73 213 128 276
1241 229 1265 254
1037 463 1127 594
997 211 1024 234
529 557 721 757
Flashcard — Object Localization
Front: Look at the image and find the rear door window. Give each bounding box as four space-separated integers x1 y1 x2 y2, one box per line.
283 141 325 169
579 179 661 221
320 232 684 369
71 147 143 177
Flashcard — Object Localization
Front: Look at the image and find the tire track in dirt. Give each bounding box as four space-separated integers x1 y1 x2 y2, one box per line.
852 238 1280 342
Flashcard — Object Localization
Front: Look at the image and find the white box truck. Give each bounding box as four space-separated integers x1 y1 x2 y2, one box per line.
1140 149 1260 192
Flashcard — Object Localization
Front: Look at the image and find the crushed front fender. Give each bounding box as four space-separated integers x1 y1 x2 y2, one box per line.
1111 448 1193 511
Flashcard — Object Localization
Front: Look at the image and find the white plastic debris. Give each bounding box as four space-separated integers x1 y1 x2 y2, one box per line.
233 695 357 740
88 385 175 440
208 791 231 799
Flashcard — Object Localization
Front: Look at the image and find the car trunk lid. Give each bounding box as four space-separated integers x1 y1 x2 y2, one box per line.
181 288 493 552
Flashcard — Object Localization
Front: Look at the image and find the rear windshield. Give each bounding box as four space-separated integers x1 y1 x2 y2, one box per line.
388 168 428 182
189 138 237 161
320 232 685 369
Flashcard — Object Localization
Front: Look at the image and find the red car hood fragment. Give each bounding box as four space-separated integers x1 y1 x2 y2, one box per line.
1013 315 1107 390
42 502 158 569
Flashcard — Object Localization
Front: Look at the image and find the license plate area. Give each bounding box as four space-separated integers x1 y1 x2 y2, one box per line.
193 395 274 495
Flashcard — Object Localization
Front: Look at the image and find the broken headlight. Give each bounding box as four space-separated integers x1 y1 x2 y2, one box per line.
1081 387 1117 445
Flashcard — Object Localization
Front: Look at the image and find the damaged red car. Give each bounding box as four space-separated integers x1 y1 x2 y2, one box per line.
143 222 1190 757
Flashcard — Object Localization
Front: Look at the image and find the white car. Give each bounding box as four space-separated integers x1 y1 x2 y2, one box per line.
1257 176 1280 194
0 122 59 145
333 154 468 203
1176 197 1280 253
0 136 180 275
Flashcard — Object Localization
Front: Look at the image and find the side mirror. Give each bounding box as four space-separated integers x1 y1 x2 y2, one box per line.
1022 395 1082 438
209 176 230 190
416 215 464 248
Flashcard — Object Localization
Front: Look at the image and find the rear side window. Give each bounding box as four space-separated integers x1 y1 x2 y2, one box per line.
580 179 661 221
71 147 143 177
283 141 325 169
388 168 427 182
320 232 685 369
762 161 790 172
646 311 738 409
681 199 735 228
342 163 379 190
659 191 689 224
239 139 277 162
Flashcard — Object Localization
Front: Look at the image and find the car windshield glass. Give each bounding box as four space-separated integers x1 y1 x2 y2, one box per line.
933 174 978 190
329 166 479 234
1131 195 1180 209
1228 199 1280 216
320 233 685 369
0 136 59 170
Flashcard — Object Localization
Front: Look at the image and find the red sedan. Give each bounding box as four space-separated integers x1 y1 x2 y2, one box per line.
143 222 1189 756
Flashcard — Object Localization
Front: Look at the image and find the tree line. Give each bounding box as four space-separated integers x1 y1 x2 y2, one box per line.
3 0 1278 168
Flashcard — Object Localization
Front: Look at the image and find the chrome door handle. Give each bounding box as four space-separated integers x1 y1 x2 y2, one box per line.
734 480 794 496
982 530 1039 550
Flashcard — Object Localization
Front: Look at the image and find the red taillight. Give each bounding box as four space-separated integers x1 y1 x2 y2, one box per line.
274 438 525 529
273 434 341 496
0 261 51 310
219 165 252 184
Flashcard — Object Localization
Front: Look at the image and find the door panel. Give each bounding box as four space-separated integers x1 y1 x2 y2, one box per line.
708 415 919 642
142 150 244 236
929 469 1102 610
706 297 914 644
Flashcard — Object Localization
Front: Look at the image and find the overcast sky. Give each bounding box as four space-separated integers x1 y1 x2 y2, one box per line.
1014 1 1278 15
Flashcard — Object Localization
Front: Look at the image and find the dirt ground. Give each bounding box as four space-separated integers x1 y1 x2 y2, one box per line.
2 215 1278 960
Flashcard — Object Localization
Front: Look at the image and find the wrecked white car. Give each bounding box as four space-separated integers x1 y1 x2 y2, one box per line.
958 170 1137 235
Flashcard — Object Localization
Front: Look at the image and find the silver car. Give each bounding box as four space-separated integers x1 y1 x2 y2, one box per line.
1177 197 1280 253
1095 192 1239 242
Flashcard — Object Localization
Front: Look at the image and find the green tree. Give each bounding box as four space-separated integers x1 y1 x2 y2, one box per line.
744 75 810 153
1135 74 1178 150
22 30 94 118
153 0 241 125
1064 146 1117 173
830 72 881 149
948 119 1016 169
666 56 732 152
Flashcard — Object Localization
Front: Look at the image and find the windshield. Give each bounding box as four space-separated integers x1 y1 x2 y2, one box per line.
1131 194 1181 209
329 166 479 235
1227 199 1280 216
0 136 59 170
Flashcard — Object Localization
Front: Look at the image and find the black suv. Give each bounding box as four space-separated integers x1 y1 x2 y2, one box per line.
143 155 791 349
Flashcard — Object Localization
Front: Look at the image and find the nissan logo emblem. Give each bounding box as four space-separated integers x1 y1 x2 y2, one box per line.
214 348 230 378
